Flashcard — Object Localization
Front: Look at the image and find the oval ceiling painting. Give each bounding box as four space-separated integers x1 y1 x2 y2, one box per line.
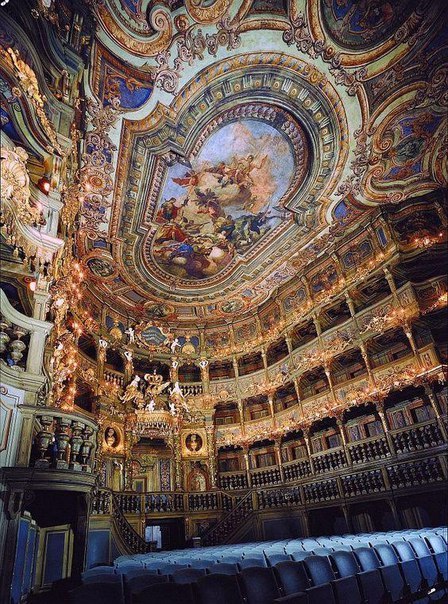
151 115 300 281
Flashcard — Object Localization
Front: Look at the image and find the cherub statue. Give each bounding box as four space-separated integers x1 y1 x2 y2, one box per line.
145 398 156 412
125 326 135 344
123 350 133 362
169 401 177 416
170 338 182 354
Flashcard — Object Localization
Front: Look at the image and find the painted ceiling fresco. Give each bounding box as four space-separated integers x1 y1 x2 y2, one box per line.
152 118 296 280
64 0 447 327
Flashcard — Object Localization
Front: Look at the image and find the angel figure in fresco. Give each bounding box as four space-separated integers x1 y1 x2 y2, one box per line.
157 197 184 222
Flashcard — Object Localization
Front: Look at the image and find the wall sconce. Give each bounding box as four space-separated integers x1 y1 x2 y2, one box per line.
37 176 51 195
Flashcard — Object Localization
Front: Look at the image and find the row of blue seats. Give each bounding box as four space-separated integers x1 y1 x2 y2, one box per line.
74 529 448 603
108 527 447 572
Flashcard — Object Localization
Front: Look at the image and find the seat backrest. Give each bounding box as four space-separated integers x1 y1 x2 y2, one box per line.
392 540 415 562
274 560 310 596
220 555 243 564
332 544 352 552
303 555 335 585
290 551 309 562
301 540 319 551
82 574 122 585
82 567 115 579
189 559 216 569
133 582 195 604
330 550 361 578
312 547 333 556
408 537 432 558
240 566 280 604
239 557 266 569
196 573 244 604
172 567 207 584
374 543 400 566
209 563 239 575
69 583 124 604
266 553 292 566
121 569 158 581
126 574 168 595
354 547 381 571
426 534 447 554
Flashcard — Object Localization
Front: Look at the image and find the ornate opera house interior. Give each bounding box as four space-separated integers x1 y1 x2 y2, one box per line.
0 0 447 603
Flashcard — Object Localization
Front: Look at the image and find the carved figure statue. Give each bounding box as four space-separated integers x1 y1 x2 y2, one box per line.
125 327 135 344
170 338 182 354
169 381 184 399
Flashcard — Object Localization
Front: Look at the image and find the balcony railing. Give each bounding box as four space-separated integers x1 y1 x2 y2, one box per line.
31 408 98 473
0 289 52 375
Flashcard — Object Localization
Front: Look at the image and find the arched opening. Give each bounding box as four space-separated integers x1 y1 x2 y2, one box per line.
238 351 264 376
178 363 200 383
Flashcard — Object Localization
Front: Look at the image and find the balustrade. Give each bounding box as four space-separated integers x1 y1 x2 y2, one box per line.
104 369 125 388
115 493 142 514
257 486 301 509
283 459 312 482
0 319 30 370
222 492 236 512
0 289 51 375
218 472 248 490
387 457 445 489
303 478 339 503
311 448 348 474
250 467 281 487
342 470 385 497
32 411 97 472
391 420 444 454
145 492 184 513
180 383 203 396
348 436 390 464
188 492 220 511
91 490 111 515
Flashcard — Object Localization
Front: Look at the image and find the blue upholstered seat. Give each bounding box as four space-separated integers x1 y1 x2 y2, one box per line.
240 566 281 604
196 573 245 604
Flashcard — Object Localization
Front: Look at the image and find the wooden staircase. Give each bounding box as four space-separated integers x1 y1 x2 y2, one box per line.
111 494 150 554
202 491 254 546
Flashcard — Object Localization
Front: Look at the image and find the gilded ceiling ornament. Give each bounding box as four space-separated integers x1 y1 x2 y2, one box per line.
0 146 41 225
93 1 173 57
150 17 241 95
80 98 121 234
282 13 366 97
2 48 64 155
185 0 231 25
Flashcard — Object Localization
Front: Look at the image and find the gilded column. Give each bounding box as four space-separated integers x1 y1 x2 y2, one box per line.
376 401 395 455
336 417 352 465
199 358 210 394
274 439 284 482
424 384 448 440
205 425 217 489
